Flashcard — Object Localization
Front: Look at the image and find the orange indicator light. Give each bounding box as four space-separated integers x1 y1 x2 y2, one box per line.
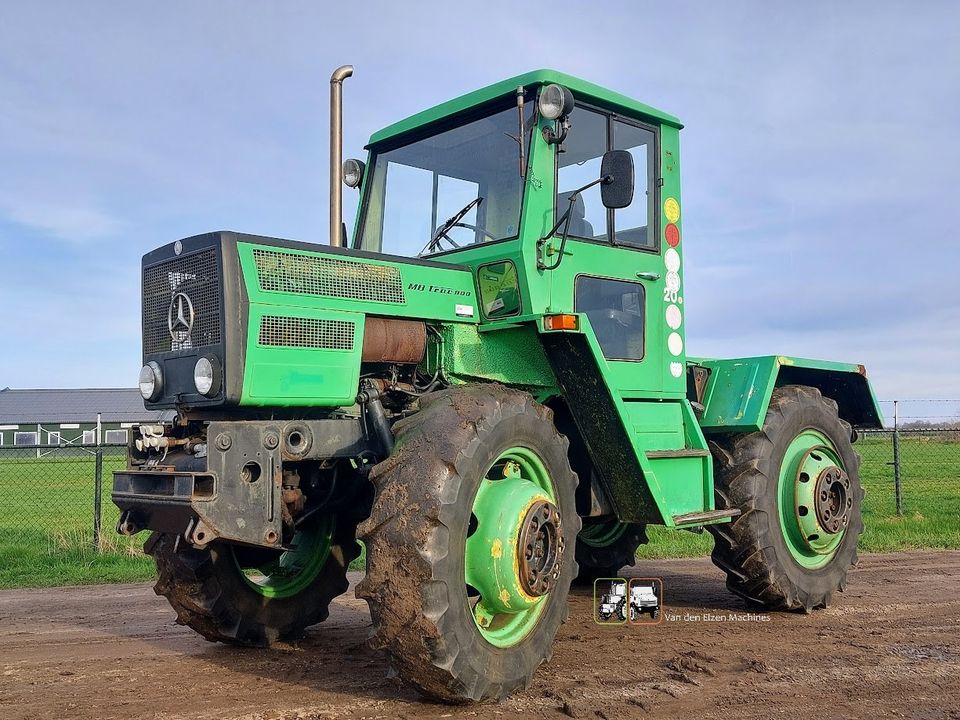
544 314 579 331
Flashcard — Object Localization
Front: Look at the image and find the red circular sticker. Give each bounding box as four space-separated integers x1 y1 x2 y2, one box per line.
665 223 681 247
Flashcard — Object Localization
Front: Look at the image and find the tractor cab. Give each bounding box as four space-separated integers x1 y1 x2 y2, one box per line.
343 70 715 529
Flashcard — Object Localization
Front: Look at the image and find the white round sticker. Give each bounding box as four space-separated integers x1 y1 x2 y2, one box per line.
668 332 683 357
666 271 681 293
664 247 681 273
665 304 682 330
670 361 684 378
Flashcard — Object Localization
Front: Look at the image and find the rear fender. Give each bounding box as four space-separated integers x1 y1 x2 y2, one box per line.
693 355 883 433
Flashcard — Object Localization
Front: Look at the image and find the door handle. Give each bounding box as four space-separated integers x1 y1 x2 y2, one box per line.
636 272 661 281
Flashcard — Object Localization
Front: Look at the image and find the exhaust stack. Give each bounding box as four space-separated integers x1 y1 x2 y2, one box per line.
329 65 353 247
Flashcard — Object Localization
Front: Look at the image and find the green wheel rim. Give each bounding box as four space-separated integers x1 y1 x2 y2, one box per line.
579 521 629 548
235 516 335 599
777 430 849 569
464 447 559 648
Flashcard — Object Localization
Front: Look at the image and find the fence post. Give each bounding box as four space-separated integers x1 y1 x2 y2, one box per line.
93 448 103 549
892 400 903 516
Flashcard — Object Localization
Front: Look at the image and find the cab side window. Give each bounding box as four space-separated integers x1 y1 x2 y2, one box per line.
478 260 521 318
556 108 656 250
556 108 608 240
612 120 654 249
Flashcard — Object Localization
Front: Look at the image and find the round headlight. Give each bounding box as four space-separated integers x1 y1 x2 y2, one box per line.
342 158 365 188
193 356 221 397
139 362 162 401
538 84 575 120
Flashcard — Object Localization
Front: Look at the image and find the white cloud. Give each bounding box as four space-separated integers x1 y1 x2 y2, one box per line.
0 194 124 242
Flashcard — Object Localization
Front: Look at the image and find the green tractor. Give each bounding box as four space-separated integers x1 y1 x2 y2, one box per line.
114 66 882 702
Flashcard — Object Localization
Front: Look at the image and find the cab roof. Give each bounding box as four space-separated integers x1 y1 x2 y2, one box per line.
367 69 682 147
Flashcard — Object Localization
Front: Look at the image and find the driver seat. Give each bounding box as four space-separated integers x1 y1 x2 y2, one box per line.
558 191 595 238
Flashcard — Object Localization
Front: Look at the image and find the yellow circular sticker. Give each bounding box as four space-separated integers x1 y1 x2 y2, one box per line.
663 197 680 224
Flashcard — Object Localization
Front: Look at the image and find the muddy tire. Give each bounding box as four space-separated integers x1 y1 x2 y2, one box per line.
146 517 360 646
707 385 863 611
356 384 580 702
574 521 648 584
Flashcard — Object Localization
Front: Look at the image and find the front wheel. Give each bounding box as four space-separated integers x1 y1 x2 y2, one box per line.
707 385 863 611
147 512 359 646
356 385 580 703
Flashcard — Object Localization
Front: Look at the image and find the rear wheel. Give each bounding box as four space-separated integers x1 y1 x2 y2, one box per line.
574 520 647 584
147 512 359 646
707 385 863 611
356 385 580 702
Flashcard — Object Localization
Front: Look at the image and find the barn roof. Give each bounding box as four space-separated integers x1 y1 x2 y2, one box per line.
0 388 171 424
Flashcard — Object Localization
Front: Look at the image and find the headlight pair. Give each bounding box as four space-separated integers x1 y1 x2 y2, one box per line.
138 356 221 401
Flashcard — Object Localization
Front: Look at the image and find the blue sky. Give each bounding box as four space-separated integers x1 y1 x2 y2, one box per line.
0 1 958 418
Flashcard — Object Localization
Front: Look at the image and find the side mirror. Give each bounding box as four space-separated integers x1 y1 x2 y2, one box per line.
600 150 634 209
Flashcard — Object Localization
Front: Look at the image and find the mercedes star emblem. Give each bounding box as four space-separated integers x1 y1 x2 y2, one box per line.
168 292 195 341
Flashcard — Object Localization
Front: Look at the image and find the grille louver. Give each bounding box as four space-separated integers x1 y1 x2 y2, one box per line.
253 248 405 304
259 316 355 351
143 250 222 355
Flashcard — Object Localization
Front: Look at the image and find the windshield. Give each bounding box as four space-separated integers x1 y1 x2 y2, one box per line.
358 104 532 257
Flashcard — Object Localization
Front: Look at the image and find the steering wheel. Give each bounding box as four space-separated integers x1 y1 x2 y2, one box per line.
452 222 499 243
429 229 461 253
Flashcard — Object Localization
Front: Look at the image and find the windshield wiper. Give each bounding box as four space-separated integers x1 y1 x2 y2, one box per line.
419 197 483 256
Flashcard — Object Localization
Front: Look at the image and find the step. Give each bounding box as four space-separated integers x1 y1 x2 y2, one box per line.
645 448 710 459
672 509 741 527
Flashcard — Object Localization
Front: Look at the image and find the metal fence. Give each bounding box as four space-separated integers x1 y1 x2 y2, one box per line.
857 427 960 515
0 443 128 552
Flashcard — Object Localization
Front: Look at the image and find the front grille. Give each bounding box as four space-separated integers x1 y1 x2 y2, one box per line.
258 316 355 350
253 248 405 304
143 249 222 355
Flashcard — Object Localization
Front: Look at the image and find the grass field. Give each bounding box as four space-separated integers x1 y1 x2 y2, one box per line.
638 433 960 560
1 434 957 588
0 449 154 588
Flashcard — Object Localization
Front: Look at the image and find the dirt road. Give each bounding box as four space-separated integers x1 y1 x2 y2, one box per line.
1 551 957 720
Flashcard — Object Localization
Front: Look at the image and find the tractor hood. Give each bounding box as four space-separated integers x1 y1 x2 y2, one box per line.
141 230 478 411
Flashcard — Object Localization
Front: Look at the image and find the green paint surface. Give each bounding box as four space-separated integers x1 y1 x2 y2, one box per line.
235 240 480 406
694 355 883 432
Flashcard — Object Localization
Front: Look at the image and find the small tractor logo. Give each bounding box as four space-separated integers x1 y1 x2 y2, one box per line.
596 580 628 623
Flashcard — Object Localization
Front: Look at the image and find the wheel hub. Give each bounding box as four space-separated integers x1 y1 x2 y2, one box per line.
517 499 562 597
792 443 851 558
813 465 851 535
464 448 564 646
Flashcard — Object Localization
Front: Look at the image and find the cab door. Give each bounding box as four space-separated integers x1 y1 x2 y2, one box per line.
539 104 708 525
549 105 680 401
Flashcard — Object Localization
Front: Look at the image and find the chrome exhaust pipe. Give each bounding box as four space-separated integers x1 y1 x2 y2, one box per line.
329 64 353 247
